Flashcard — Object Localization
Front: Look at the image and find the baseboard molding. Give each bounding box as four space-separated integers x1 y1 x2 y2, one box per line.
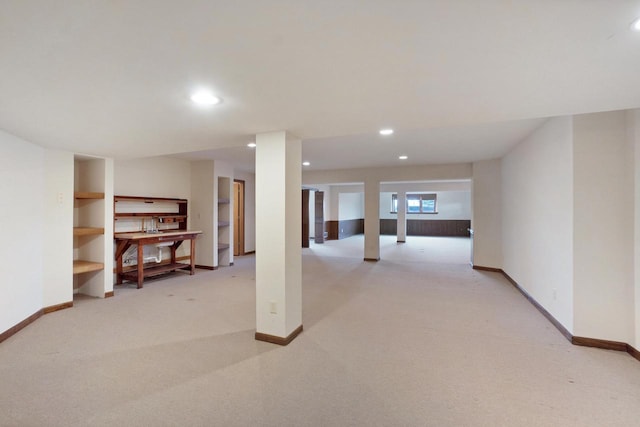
472 265 502 273
195 265 216 270
364 257 379 262
627 344 640 362
572 336 628 352
496 267 639 361
255 325 303 346
43 301 73 314
0 309 43 344
104 291 114 298
500 269 573 342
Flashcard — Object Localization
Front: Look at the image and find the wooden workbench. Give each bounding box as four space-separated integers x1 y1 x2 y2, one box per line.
114 230 202 288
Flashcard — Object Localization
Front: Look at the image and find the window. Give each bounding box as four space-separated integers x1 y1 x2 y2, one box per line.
391 193 437 214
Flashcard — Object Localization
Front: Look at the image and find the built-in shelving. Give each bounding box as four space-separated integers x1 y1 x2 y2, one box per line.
217 177 232 266
73 190 105 276
73 157 111 297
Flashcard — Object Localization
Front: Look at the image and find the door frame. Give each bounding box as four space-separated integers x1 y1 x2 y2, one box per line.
233 179 245 256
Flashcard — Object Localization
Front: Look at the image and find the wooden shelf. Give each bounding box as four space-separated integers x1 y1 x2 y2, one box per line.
218 243 230 250
115 195 187 204
120 263 190 281
114 213 187 220
74 192 104 200
73 260 104 274
73 227 104 236
218 221 230 227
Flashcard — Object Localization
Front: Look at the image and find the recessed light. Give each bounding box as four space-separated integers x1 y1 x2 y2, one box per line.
379 129 394 136
247 142 257 148
302 161 310 166
399 155 408 160
631 17 640 32
190 90 222 106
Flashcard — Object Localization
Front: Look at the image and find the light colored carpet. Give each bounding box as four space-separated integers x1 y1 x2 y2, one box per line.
1 236 640 426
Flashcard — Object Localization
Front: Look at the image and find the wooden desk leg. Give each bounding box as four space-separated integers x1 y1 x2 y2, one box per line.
137 243 144 289
190 238 196 275
171 243 177 264
116 253 123 285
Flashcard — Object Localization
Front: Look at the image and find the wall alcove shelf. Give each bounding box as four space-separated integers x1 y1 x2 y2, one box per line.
73 191 105 276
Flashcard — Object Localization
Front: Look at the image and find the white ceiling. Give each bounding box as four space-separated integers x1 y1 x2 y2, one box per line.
1 1 640 170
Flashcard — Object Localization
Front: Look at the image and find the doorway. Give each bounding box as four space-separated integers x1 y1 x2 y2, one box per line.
234 180 245 256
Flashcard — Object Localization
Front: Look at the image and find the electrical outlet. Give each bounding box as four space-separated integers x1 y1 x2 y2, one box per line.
270 300 277 314
57 192 64 205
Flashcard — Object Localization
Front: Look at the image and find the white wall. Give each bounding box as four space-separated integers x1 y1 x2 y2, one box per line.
472 159 502 268
0 131 45 334
328 186 340 221
303 163 472 185
379 191 471 220
114 156 191 200
190 161 215 267
43 150 74 307
114 156 192 266
338 192 364 220
573 111 634 342
502 117 574 333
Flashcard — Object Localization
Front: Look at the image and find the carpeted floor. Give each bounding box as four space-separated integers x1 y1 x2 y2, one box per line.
1 236 640 426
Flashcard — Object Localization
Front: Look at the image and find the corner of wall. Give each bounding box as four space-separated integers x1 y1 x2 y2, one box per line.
471 158 502 269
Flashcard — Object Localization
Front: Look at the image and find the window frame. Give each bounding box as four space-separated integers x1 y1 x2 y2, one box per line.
391 193 438 214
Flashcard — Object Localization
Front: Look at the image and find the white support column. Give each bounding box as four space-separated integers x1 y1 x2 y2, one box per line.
631 109 640 349
364 178 380 261
255 131 303 345
397 191 406 243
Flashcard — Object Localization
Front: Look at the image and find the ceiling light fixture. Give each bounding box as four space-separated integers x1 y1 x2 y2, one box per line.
302 161 310 166
632 17 640 31
379 128 394 136
247 142 257 148
399 155 408 160
190 90 222 106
